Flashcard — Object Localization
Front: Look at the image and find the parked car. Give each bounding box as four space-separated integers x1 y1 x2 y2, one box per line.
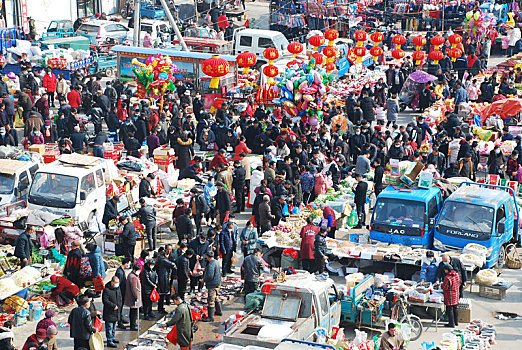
77 20 130 45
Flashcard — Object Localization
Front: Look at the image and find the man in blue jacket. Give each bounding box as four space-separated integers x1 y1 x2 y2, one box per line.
219 222 236 276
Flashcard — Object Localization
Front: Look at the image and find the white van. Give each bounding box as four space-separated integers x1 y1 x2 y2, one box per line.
27 155 109 228
0 160 40 207
233 28 290 67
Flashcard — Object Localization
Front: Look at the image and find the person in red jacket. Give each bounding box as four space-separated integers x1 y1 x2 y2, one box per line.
67 87 81 109
233 136 251 160
209 149 230 170
299 216 319 273
50 274 80 306
320 203 338 239
22 329 47 350
42 68 57 107
441 264 461 328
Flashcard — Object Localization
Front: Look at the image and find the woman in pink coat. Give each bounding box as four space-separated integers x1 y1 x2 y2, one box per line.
42 68 57 107
314 172 328 196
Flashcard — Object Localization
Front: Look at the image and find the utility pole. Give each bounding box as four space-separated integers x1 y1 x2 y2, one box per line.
158 0 190 51
133 0 141 46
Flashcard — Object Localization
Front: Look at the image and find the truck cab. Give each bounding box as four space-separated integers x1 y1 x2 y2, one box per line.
0 160 40 207
233 28 290 67
41 20 74 40
433 182 519 268
27 155 109 229
370 185 443 248
224 278 341 348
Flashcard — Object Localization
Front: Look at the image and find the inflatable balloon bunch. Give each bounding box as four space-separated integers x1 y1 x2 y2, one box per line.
273 59 334 131
464 10 497 38
132 54 178 99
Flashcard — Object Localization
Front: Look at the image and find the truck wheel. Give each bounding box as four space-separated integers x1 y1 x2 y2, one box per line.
400 314 423 341
496 245 506 268
105 68 114 77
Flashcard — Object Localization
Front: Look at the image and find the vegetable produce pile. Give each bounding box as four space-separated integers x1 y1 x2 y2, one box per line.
32 248 43 264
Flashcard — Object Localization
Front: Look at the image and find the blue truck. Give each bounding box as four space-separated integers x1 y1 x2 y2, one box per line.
370 185 444 248
433 182 520 268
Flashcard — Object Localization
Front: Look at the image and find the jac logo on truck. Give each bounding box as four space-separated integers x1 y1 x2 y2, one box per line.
447 229 479 239
389 228 405 234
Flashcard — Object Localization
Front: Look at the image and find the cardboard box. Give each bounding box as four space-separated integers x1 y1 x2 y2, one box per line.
153 147 174 159
43 150 60 164
404 161 424 182
458 307 472 323
29 144 45 155
372 252 385 261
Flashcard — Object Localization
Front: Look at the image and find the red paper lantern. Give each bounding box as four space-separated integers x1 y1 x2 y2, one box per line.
412 36 427 50
202 56 230 89
391 49 405 60
263 65 279 78
324 29 339 42
322 46 338 59
353 46 367 64
354 30 367 44
286 60 301 68
309 35 325 49
429 50 444 64
412 50 426 65
325 62 336 72
311 52 325 65
392 35 406 49
288 42 304 56
447 48 463 62
370 46 383 61
236 52 257 74
0 56 6 67
448 34 462 48
263 48 279 61
370 32 384 44
431 35 445 49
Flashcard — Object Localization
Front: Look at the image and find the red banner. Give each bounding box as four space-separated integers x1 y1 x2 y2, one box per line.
20 0 29 34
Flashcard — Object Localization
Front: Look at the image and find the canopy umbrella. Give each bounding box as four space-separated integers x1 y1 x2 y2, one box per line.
479 97 522 123
408 71 438 83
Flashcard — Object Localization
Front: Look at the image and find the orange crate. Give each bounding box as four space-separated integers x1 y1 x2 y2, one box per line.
43 150 60 164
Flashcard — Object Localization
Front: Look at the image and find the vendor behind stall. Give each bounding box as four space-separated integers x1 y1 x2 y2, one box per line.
14 225 34 268
50 275 80 306
380 323 406 350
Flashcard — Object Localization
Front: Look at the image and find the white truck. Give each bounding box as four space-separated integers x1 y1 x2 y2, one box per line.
223 277 342 349
233 28 290 67
0 159 40 207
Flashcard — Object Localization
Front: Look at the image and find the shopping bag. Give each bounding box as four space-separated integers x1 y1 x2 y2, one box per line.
248 215 257 227
150 288 160 302
94 316 104 332
201 217 207 226
282 203 290 217
80 257 92 278
93 275 105 292
167 325 178 345
192 260 203 276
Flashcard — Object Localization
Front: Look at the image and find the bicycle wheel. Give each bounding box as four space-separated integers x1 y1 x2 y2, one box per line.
400 314 423 341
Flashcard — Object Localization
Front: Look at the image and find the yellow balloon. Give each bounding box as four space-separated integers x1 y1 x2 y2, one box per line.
132 58 146 69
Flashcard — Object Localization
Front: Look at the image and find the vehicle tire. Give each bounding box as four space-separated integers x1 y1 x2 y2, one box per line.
496 245 506 268
105 68 114 77
400 314 423 341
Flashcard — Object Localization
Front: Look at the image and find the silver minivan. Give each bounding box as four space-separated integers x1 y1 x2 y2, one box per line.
77 20 130 44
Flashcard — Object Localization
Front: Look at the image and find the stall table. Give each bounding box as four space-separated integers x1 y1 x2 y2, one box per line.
408 300 445 331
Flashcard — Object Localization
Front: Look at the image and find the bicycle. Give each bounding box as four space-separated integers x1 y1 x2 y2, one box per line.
390 294 423 341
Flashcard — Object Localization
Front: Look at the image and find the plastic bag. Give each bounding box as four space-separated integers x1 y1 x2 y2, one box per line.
282 248 299 260
192 260 203 277
93 276 105 292
167 325 178 345
282 203 290 217
201 217 207 226
291 206 300 214
150 288 160 302
94 317 103 332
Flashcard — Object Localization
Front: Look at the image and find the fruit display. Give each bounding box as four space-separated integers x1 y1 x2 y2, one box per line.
273 222 302 248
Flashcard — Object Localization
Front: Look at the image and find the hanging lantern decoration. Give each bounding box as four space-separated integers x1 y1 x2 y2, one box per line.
309 34 325 51
412 50 426 65
288 42 304 58
324 29 339 45
263 48 279 64
369 46 383 62
322 46 338 64
202 55 230 89
354 46 367 64
412 36 427 51
325 62 336 73
429 50 444 65
370 32 384 46
286 60 301 68
263 65 279 85
354 30 367 47
0 56 6 67
311 52 325 66
430 35 445 50
392 35 406 50
448 34 462 48
391 49 405 61
236 52 257 74
447 48 463 62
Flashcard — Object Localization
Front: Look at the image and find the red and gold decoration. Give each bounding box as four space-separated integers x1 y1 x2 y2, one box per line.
412 50 426 65
324 29 339 43
311 52 325 66
392 35 406 50
263 65 279 85
448 34 462 48
201 55 230 89
236 51 257 74
392 49 405 61
370 32 383 46
447 47 463 62
309 34 325 51
429 50 444 65
354 30 367 47
288 42 304 58
354 46 367 64
325 62 336 73
430 35 445 50
263 47 279 64
369 46 383 62
263 48 280 84
412 36 427 51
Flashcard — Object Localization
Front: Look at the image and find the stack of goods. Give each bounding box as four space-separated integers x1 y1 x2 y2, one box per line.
324 328 376 350
332 70 387 96
189 276 243 317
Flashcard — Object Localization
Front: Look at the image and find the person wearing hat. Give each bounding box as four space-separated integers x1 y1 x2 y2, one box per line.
138 197 158 250
119 216 136 263
14 225 33 268
21 328 48 350
49 274 80 306
64 240 84 288
215 181 231 225
141 258 158 320
139 173 156 199
68 294 96 349
36 309 57 333
102 195 120 228
44 325 58 350
202 250 222 322
314 228 328 274
189 188 209 236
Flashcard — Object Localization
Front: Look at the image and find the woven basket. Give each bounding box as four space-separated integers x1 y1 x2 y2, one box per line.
505 244 522 269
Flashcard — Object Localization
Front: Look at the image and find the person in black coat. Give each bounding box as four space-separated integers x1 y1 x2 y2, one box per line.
134 115 148 145
119 217 136 263
155 250 176 314
95 91 111 117
314 228 328 273
359 91 377 124
436 254 467 297
102 276 123 347
106 107 121 135
141 259 158 320
179 164 203 182
120 121 137 143
349 126 367 163
353 174 368 229
124 132 141 158
270 196 286 227
139 173 156 198
189 188 209 236
176 248 193 300
188 235 210 293
176 208 194 243
174 132 194 171
114 258 130 329
14 226 34 267
373 159 385 197
215 182 231 225
232 160 246 213
68 295 96 350
102 196 120 228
